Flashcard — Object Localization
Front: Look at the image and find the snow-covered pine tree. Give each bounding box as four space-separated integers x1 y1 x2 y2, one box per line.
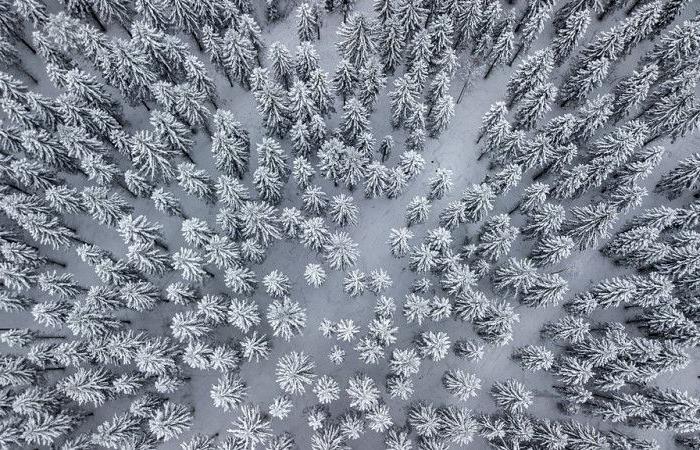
336 13 378 69
515 82 557 130
551 10 590 64
297 2 320 42
379 16 405 74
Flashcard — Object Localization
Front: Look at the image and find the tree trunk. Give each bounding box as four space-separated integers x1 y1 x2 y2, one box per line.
202 121 213 139
2 183 29 195
508 202 521 215
457 78 470 104
532 165 550 181
142 101 151 111
484 60 497 79
121 22 133 38
514 8 531 33
181 150 195 164
191 32 204 52
643 133 662 146
155 239 169 252
69 235 90 246
13 32 36 54
17 64 38 84
114 177 136 198
88 7 107 32
46 258 66 268
224 71 234 88
509 44 524 66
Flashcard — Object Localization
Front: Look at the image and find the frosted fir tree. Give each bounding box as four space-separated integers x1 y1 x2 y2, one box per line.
396 0 426 42
656 152 700 199
267 42 294 90
253 166 284 205
491 379 533 414
405 196 431 226
224 265 257 295
304 263 327 287
346 373 380 411
443 369 481 401
340 97 370 144
476 214 519 262
336 13 378 69
389 74 419 129
484 16 514 78
297 2 320 42
418 330 451 361
520 272 569 308
357 58 386 111
236 201 282 246
366 268 392 295
301 185 328 216
175 163 215 202
515 82 557 130
551 10 590 65
227 403 272 448
373 0 395 24
253 79 291 138
211 373 248 412
492 257 538 296
148 402 193 441
513 0 553 63
263 270 291 299
379 17 405 74
561 202 619 250
343 269 367 297
221 28 258 90
278 207 302 240
275 351 316 395
327 194 358 227
294 41 320 82
560 56 611 107
427 90 455 137
267 297 306 341
227 297 261 333
332 58 357 104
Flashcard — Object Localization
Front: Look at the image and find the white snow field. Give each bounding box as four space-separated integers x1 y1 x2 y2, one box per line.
0 0 698 448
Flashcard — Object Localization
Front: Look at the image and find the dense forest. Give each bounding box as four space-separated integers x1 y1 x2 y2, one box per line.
0 0 698 448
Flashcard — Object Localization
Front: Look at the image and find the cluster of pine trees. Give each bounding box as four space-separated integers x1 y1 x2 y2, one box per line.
0 0 698 448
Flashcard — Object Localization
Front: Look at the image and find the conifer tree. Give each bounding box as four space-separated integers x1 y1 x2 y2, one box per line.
374 0 395 24
222 29 257 90
551 10 590 64
656 152 700 199
332 58 357 104
389 74 419 128
357 58 386 111
379 17 405 74
295 41 320 81
307 69 335 116
340 97 370 143
297 2 320 41
336 13 378 69
268 42 294 90
515 82 557 130
397 0 427 42
254 80 291 138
